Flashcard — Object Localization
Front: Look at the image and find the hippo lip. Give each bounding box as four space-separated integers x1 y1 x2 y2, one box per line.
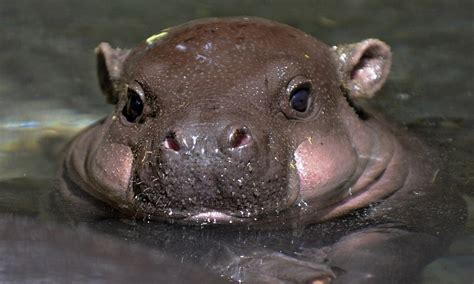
184 211 245 224
134 205 258 223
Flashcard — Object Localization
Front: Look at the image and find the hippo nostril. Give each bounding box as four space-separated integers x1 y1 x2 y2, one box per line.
163 132 181 152
229 127 252 148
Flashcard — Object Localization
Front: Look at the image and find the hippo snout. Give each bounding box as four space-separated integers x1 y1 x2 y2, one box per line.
131 120 295 221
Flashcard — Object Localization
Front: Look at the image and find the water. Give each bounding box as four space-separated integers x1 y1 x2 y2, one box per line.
1 0 473 283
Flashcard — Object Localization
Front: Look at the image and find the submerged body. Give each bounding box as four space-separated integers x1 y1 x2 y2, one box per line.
58 17 466 283
0 216 227 284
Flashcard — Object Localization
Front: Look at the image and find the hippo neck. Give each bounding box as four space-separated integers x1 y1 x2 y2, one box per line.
317 115 410 222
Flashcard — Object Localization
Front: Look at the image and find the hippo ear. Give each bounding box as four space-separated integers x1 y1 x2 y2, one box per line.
334 39 391 99
95 42 131 104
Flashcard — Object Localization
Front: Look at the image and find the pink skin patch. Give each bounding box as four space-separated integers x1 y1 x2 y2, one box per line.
294 137 358 206
90 142 134 205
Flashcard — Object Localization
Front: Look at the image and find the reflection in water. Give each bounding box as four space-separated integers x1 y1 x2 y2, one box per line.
0 110 97 179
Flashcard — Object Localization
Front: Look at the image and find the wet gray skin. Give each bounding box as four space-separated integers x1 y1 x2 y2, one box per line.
58 17 466 283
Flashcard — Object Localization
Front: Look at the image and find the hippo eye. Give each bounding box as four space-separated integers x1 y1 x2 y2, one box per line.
122 88 144 123
280 76 318 120
289 88 310 112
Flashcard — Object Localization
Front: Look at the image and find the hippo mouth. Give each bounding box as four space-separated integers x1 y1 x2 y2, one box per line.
158 210 247 225
186 211 243 223
143 207 290 225
130 174 300 224
128 145 300 223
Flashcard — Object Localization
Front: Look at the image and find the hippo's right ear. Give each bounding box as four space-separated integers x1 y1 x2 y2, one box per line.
334 39 391 99
95 42 131 104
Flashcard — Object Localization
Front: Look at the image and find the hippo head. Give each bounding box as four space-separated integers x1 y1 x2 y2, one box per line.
71 17 395 225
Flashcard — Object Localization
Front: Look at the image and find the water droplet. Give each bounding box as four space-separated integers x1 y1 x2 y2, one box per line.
175 43 187 51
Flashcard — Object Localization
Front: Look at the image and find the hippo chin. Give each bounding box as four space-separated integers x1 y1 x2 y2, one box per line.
58 17 437 226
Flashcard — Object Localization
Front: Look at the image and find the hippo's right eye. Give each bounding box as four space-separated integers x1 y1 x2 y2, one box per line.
122 89 144 123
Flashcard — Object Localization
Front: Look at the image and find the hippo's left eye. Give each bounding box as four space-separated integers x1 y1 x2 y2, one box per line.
122 88 144 123
290 88 310 112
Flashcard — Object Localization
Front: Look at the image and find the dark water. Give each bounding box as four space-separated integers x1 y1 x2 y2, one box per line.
0 0 473 283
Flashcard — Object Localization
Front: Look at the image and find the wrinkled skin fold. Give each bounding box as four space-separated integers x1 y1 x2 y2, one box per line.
58 17 466 283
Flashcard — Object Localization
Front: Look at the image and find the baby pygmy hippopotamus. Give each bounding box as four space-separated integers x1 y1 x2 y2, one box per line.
58 17 409 223
58 17 465 283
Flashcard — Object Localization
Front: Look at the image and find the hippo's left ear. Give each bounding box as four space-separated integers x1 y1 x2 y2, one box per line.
334 39 391 99
95 42 131 104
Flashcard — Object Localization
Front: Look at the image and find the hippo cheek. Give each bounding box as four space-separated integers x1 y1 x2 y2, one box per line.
89 143 134 208
294 138 358 206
